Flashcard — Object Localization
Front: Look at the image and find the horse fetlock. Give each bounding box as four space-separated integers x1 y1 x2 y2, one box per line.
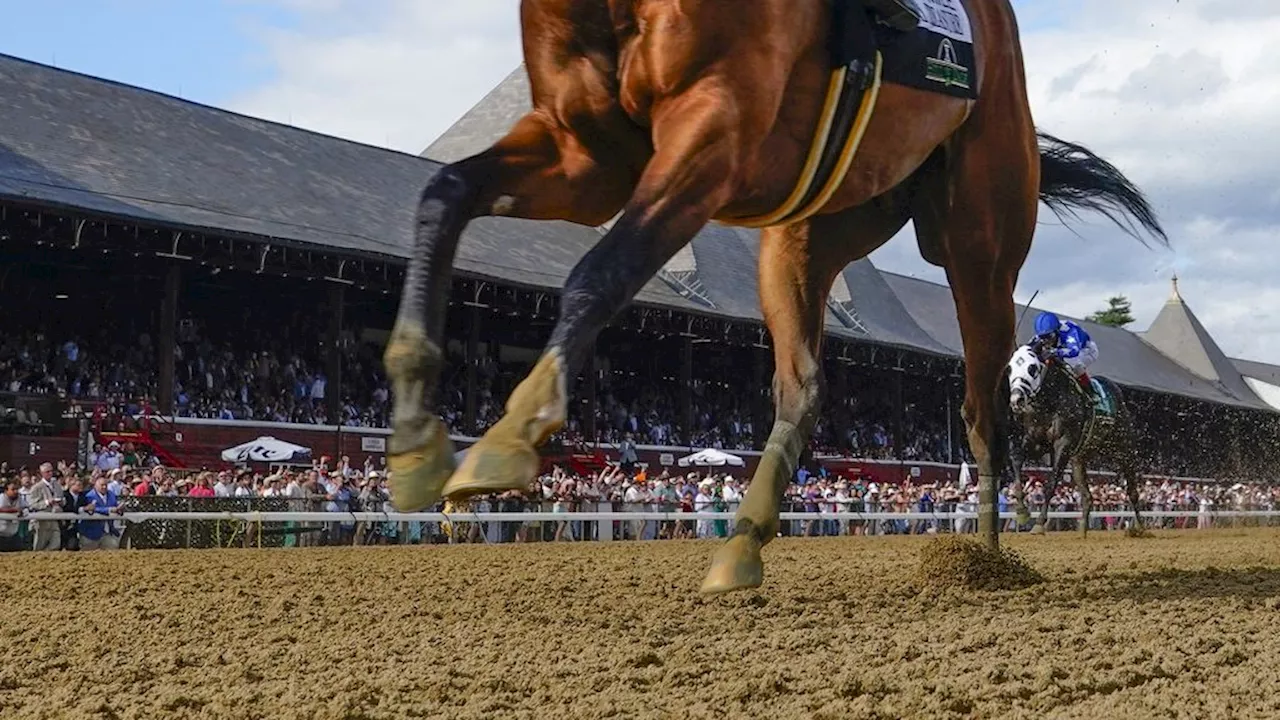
504 348 569 446
387 415 456 512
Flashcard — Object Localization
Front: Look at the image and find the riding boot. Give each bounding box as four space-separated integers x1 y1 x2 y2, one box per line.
1077 373 1098 403
863 0 922 32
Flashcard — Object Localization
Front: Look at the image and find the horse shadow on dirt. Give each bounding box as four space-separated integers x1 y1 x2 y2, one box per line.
1074 566 1280 603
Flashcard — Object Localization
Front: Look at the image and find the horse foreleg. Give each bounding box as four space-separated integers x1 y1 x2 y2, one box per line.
915 30 1038 549
1036 440 1070 534
1010 443 1032 528
946 272 1019 549
1120 453 1144 532
702 206 908 595
1072 457 1092 539
384 112 634 511
442 87 767 501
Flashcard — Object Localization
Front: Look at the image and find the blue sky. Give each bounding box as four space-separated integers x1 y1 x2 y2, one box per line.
2 1 294 105
2 0 1277 359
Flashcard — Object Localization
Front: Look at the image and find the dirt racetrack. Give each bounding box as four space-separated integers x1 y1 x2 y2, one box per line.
4 529 1280 719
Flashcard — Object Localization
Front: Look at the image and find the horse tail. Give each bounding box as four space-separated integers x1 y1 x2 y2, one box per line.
1036 131 1168 248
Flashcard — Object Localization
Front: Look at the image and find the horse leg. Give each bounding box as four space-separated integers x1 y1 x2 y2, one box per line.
912 55 1038 548
702 204 909 594
384 111 636 511
1010 442 1032 528
1120 451 1144 532
1036 442 1070 534
1072 457 1092 539
443 82 786 500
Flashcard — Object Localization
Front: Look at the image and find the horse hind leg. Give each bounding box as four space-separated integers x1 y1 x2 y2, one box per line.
1009 438 1034 528
443 80 786 501
384 111 634 511
1072 457 1092 539
702 204 908 595
1117 421 1145 532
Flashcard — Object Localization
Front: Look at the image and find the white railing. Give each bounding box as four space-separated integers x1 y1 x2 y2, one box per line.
17 510 1280 523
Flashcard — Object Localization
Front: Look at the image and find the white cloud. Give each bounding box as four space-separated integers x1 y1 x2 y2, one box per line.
230 0 519 153
230 0 1280 361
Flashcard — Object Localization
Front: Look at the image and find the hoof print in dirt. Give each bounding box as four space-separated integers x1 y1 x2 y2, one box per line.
914 537 1045 592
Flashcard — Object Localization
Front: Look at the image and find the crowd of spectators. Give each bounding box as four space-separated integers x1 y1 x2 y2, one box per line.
4 448 1279 552
1 301 1272 480
0 320 958 462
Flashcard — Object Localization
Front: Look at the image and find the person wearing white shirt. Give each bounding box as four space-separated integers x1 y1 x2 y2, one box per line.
721 479 741 535
694 482 715 539
27 463 63 551
833 482 851 536
106 469 127 498
213 472 234 498
96 447 122 473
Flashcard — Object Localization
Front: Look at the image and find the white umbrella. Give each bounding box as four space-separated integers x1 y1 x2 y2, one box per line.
221 436 312 464
677 448 745 468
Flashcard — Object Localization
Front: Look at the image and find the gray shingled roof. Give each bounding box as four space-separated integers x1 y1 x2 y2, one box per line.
0 53 695 311
1139 278 1263 405
422 66 530 164
0 54 1271 411
884 273 1270 410
1233 358 1280 386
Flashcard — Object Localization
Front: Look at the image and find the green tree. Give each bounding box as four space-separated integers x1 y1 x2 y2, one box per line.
1086 295 1134 327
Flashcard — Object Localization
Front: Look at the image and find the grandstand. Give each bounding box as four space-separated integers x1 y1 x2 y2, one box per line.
2 52 1279 482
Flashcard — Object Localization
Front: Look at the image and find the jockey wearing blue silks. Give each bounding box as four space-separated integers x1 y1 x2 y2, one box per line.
1029 311 1099 396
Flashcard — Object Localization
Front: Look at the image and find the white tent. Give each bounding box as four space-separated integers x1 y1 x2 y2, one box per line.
677 448 745 468
221 436 312 464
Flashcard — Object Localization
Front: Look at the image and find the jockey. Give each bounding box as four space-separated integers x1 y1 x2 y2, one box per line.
1030 311 1099 397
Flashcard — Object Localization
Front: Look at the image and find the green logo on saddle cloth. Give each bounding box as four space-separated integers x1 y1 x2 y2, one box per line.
925 38 970 89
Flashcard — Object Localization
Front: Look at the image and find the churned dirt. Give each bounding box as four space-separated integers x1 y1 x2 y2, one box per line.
4 529 1280 719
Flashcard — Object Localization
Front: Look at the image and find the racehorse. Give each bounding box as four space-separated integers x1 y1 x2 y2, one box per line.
1005 344 1145 537
382 0 1167 594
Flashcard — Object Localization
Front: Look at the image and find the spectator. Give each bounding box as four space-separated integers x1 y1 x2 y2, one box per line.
61 476 90 550
0 481 21 552
188 473 216 498
26 462 63 551
213 471 234 498
80 476 123 550
106 468 127 497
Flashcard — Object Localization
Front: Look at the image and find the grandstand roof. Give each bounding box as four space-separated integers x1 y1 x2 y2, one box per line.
1139 277 1262 405
422 66 530 164
0 54 1271 411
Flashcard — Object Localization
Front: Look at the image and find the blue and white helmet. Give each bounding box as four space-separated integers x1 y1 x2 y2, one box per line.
1033 311 1061 339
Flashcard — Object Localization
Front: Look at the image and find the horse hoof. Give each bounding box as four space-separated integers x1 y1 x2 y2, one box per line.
1029 524 1045 536
701 534 763 595
388 417 456 512
442 427 539 499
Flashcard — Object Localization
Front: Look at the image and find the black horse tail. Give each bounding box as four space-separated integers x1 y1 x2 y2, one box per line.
1036 131 1168 248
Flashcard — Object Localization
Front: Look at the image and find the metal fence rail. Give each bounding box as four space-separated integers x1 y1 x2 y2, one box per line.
19 509 1280 523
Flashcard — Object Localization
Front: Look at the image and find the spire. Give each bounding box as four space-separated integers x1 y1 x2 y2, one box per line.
1169 273 1182 303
